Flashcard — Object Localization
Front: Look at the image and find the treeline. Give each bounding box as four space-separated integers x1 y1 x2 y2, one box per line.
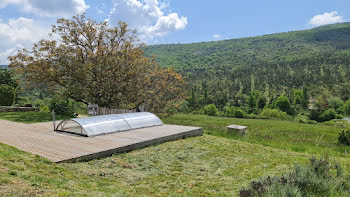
144 23 350 118
179 85 350 123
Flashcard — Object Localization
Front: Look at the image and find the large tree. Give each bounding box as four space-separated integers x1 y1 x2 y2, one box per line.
9 14 185 113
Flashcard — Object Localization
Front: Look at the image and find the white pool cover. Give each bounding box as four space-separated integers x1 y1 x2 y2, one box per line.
55 112 163 137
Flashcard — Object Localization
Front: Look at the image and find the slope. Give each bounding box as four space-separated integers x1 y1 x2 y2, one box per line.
144 23 350 107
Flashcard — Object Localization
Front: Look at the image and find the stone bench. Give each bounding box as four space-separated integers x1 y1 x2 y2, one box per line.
227 124 247 135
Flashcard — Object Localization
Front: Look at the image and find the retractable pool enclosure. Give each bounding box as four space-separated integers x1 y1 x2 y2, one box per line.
55 112 163 137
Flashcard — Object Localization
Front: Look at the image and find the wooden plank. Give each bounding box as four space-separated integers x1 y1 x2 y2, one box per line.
0 119 202 163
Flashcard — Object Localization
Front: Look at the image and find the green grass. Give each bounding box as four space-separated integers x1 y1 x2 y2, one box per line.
1 112 350 196
163 114 350 158
0 134 319 196
0 111 74 123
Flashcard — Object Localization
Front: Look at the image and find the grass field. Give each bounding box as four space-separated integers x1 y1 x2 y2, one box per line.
163 114 350 158
1 112 350 196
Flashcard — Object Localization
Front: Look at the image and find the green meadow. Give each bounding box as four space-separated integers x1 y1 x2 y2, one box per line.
1 112 350 196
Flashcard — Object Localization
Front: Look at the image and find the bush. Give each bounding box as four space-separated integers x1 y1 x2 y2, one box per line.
344 99 350 115
234 108 245 118
240 157 350 197
0 84 16 106
259 108 288 120
245 113 258 119
309 109 321 122
338 129 350 145
294 114 312 124
49 97 74 116
15 96 31 106
337 105 345 114
275 95 291 114
33 99 50 112
203 104 219 116
225 106 245 118
328 96 343 110
319 108 337 122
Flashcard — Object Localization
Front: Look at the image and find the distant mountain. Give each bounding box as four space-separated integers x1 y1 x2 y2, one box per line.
144 23 350 107
0 65 8 69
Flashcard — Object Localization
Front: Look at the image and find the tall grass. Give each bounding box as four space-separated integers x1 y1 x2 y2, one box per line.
163 114 350 158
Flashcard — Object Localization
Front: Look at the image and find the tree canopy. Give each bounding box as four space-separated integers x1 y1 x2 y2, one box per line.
9 14 185 113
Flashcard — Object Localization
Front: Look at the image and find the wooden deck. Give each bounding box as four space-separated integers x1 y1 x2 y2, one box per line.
0 119 202 162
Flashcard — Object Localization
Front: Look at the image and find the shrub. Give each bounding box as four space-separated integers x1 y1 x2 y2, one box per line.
344 99 350 115
33 99 50 112
203 104 219 116
309 109 321 122
49 97 74 116
240 157 350 197
275 95 291 114
15 96 31 106
0 84 16 106
328 96 343 110
234 108 245 118
294 114 311 123
259 108 288 120
225 106 245 118
319 108 336 122
337 105 345 114
338 129 350 145
245 113 258 119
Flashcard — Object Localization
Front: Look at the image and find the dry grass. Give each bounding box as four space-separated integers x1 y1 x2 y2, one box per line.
0 135 323 196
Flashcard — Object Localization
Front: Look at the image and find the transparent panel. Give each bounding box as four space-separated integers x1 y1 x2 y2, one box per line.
56 112 163 137
122 112 163 129
73 114 130 136
57 120 86 136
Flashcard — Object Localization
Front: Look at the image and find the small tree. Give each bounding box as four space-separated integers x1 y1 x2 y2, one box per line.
247 91 259 114
275 95 291 114
0 68 18 88
0 85 16 106
49 97 74 116
257 95 266 110
204 104 218 116
319 108 337 122
343 99 350 115
338 129 350 146
328 96 343 110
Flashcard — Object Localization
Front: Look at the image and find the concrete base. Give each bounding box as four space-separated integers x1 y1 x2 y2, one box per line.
0 119 202 163
227 124 247 135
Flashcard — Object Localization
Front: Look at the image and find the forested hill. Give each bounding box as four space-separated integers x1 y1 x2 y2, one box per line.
144 22 350 108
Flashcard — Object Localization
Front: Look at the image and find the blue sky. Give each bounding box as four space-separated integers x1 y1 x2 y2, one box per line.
0 0 349 63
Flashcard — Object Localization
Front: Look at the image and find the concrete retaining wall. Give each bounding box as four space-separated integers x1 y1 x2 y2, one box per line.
0 106 39 112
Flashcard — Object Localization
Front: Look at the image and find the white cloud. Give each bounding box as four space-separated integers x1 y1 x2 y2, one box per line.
309 11 343 26
0 0 89 17
108 0 187 42
96 8 104 14
213 34 221 39
0 17 50 64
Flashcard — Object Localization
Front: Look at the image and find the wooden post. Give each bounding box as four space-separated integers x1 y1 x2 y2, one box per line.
52 110 56 131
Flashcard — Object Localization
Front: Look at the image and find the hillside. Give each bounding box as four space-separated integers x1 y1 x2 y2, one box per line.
144 23 350 108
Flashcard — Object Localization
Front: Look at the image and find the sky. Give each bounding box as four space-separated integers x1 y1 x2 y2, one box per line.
0 0 349 64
